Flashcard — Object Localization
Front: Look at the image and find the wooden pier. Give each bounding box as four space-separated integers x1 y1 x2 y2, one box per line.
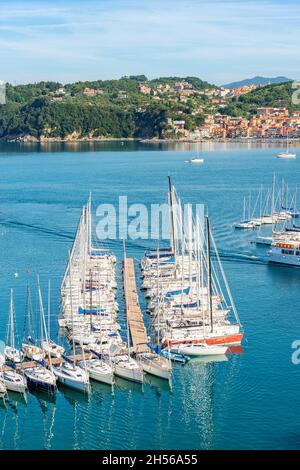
123 258 149 354
2 353 93 372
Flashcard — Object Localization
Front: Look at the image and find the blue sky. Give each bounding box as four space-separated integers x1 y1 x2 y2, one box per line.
0 0 299 85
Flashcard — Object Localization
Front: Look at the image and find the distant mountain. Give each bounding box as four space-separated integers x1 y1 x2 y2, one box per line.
222 76 292 89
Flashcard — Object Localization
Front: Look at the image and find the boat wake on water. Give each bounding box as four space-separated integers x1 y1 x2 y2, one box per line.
0 216 74 241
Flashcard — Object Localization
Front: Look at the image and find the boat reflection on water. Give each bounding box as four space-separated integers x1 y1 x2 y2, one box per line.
7 390 28 406
29 388 57 405
186 354 228 365
144 373 172 392
58 383 90 406
175 350 243 449
114 376 144 395
90 379 115 397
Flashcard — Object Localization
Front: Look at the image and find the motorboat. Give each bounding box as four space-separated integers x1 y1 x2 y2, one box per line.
189 157 204 164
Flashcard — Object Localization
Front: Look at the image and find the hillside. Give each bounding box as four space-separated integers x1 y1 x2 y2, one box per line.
218 81 299 117
0 76 213 141
222 76 291 89
0 77 299 141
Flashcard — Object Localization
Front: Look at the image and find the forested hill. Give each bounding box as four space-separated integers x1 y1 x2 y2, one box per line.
0 76 298 141
0 76 212 141
218 81 299 117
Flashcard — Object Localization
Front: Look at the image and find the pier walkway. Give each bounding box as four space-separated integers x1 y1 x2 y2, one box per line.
123 258 149 354
2 353 93 372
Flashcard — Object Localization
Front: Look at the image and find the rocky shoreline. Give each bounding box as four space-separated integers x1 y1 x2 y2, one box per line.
1 134 300 144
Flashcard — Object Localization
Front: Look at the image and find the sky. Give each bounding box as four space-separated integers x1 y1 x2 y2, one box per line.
0 0 299 85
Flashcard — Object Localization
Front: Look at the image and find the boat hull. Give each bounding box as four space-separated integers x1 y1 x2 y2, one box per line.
140 362 171 380
114 366 143 383
89 369 114 385
163 332 243 348
25 374 56 394
3 379 26 394
56 375 90 392
177 345 228 356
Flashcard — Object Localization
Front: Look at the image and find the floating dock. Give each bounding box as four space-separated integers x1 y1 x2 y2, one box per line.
123 258 149 354
2 353 93 371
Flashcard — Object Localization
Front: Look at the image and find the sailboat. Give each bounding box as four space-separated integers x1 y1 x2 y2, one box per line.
41 281 65 359
277 134 296 159
138 249 172 381
54 252 90 393
22 286 45 361
1 365 27 394
24 278 57 395
189 143 204 164
78 355 114 386
5 289 24 364
0 379 6 399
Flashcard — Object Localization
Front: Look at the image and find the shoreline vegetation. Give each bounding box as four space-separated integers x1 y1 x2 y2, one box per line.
0 76 299 143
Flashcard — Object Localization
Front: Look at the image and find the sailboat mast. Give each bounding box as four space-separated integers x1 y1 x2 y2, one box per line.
68 249 76 367
123 240 130 356
47 280 51 339
38 276 53 369
10 289 14 350
168 176 177 259
205 216 213 334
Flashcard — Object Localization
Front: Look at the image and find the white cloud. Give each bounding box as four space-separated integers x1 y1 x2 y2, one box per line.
0 0 299 83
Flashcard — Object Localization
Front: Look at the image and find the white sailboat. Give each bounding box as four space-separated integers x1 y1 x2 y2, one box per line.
1 368 27 394
41 281 65 358
5 289 24 364
0 379 7 399
138 352 171 380
78 357 114 385
54 252 90 393
277 134 296 159
112 354 144 383
22 286 45 361
177 343 228 356
24 278 57 395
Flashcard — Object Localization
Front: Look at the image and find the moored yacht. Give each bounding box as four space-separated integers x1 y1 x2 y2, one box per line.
54 361 90 393
1 368 27 394
137 352 171 380
78 358 114 385
24 365 57 394
111 354 144 383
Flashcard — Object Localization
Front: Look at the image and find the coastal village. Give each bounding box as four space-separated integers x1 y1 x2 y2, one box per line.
48 78 300 141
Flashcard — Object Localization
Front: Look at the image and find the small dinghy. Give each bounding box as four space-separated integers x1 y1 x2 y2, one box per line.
161 350 190 364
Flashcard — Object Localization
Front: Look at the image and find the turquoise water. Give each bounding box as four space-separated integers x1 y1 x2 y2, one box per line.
0 141 300 450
